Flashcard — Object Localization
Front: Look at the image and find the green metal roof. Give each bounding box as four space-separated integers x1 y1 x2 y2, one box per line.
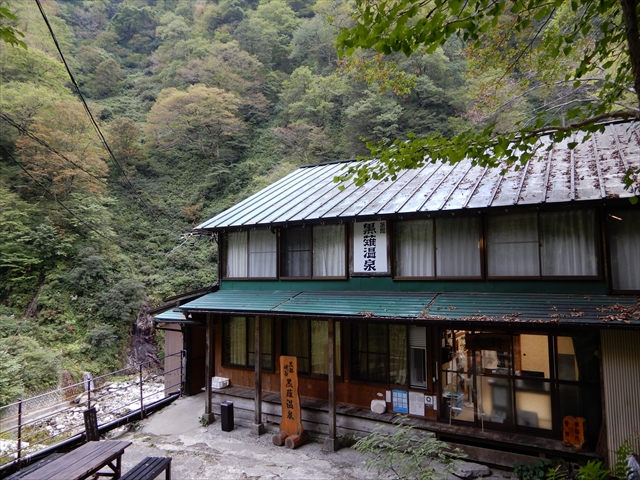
178 290 300 313
154 310 187 321
425 293 638 325
178 290 639 326
275 292 437 317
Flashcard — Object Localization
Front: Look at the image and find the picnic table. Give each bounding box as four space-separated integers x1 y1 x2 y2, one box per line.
20 441 132 480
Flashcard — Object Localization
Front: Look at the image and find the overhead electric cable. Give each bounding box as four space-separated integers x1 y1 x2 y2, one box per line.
1 144 134 252
3 144 209 266
0 113 109 187
33 0 182 235
1 146 208 263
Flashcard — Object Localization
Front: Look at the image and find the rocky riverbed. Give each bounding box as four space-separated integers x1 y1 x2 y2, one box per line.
0 376 165 460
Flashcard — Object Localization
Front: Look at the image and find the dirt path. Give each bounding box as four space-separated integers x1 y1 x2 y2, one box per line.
111 394 513 480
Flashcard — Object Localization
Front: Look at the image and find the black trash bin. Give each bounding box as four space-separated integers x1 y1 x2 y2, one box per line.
221 401 234 432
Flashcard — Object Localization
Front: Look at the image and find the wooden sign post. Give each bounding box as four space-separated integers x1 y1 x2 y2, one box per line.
272 356 308 449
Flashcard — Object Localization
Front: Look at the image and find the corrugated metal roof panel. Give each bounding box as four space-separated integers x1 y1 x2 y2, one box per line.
518 155 548 204
154 310 187 321
178 290 299 312
275 291 437 317
196 123 640 229
425 293 639 325
177 290 639 326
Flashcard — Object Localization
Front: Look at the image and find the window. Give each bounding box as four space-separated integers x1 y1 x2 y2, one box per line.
487 213 540 276
350 323 407 385
280 225 346 278
556 334 601 448
395 220 434 276
540 210 597 276
280 227 311 277
409 326 428 388
394 217 481 278
436 217 481 277
608 210 640 291
439 329 601 441
223 230 277 278
487 210 597 277
222 316 273 370
281 318 342 376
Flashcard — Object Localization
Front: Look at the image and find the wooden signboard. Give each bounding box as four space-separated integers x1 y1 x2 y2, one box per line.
83 407 99 441
272 356 308 449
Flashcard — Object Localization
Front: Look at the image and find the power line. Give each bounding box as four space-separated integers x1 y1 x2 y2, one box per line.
33 0 182 236
0 145 206 264
0 113 109 187
1 144 131 252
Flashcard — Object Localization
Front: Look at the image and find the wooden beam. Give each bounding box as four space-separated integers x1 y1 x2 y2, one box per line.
323 318 339 451
203 313 215 424
252 315 265 435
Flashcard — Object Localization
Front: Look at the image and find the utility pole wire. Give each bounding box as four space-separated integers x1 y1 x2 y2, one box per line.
34 0 182 235
0 113 109 186
1 145 203 263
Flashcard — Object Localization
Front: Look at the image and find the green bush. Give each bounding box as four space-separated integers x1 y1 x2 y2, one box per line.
514 459 553 480
353 416 465 480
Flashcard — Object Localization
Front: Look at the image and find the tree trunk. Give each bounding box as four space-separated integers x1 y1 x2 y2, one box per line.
620 0 640 111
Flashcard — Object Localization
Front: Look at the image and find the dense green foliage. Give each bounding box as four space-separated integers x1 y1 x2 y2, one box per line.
336 0 640 198
0 0 471 403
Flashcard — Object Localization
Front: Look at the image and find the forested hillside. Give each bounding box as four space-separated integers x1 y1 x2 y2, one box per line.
0 0 475 404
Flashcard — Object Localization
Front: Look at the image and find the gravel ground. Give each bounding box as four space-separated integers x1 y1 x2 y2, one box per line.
109 394 515 480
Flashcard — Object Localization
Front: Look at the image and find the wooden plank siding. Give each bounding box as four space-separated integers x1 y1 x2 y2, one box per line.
208 386 599 468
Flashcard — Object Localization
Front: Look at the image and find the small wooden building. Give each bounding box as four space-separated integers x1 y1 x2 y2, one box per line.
164 122 640 467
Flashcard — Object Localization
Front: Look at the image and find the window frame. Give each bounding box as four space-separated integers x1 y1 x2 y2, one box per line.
392 215 483 280
438 328 601 441
221 229 278 280
605 209 640 294
221 316 274 372
484 209 601 280
280 317 343 378
349 322 408 387
279 224 348 280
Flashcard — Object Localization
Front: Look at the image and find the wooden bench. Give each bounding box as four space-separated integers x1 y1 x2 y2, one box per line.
21 441 131 480
121 457 171 480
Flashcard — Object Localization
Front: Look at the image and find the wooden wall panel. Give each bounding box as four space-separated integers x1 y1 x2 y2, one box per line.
163 327 183 396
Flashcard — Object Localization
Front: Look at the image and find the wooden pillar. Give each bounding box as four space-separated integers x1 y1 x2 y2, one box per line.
203 314 215 424
252 315 265 435
323 318 339 451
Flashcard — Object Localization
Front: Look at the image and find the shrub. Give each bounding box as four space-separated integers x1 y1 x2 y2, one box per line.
353 416 465 480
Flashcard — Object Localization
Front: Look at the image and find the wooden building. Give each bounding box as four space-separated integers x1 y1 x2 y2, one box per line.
159 122 640 467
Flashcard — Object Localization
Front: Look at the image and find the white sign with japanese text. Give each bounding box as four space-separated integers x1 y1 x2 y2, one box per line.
353 221 388 274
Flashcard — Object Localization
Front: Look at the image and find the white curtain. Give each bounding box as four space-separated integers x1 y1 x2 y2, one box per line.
609 210 640 290
436 217 481 277
313 225 346 277
394 219 435 276
487 213 540 276
248 229 277 278
540 210 597 276
225 231 247 278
